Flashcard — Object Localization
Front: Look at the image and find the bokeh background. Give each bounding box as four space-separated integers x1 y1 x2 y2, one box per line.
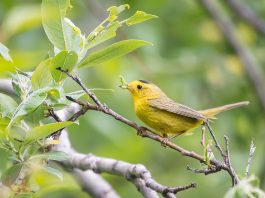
1 0 265 197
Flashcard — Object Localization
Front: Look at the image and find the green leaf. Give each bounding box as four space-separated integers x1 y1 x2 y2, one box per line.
107 4 130 16
30 151 69 161
41 0 71 50
24 121 74 144
31 58 53 90
63 18 87 60
86 21 121 50
2 5 42 37
0 93 18 118
9 88 48 127
125 11 158 26
42 166 64 181
0 42 12 62
1 163 23 186
49 51 78 82
80 39 151 67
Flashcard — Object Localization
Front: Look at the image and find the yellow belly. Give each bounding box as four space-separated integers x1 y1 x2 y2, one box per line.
135 100 202 136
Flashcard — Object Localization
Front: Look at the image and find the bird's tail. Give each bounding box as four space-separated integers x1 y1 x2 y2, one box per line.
199 101 249 119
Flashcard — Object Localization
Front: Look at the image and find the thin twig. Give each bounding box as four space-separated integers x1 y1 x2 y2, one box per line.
187 165 222 175
245 140 256 177
224 136 239 185
205 122 226 159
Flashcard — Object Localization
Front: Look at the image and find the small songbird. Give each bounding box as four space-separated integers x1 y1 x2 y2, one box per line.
123 80 249 139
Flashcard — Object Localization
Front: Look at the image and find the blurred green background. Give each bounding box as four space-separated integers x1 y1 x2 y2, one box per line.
1 0 265 197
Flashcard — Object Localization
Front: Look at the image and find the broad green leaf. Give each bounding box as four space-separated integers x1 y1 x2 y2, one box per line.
30 151 69 161
49 51 78 82
86 21 121 50
63 18 87 60
0 93 18 118
24 121 74 144
125 11 158 26
31 58 53 90
41 0 71 50
9 88 48 127
80 39 151 67
0 43 12 62
43 166 64 181
2 5 41 37
1 163 23 186
107 4 130 16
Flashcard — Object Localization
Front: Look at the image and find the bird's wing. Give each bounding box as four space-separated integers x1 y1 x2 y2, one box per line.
148 97 207 121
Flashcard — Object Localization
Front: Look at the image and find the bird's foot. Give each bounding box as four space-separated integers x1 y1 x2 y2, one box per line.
137 126 148 136
161 134 169 147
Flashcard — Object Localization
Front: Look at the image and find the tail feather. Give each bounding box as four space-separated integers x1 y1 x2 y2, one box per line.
199 101 249 119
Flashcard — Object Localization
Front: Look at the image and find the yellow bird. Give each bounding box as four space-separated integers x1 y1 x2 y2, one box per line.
123 80 249 139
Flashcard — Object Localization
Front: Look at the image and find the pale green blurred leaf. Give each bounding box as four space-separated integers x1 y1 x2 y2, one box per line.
49 51 78 82
86 21 121 50
0 43 12 62
107 4 130 16
125 11 158 26
2 5 41 37
24 121 74 144
42 166 63 181
225 176 265 198
30 151 69 162
1 163 23 186
0 93 18 118
41 0 71 50
31 58 53 90
81 39 151 67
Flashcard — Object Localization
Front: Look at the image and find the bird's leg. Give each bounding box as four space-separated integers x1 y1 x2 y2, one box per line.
160 133 182 147
137 126 149 136
201 125 206 148
161 134 169 147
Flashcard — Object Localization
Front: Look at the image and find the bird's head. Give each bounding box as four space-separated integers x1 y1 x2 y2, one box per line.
122 80 165 100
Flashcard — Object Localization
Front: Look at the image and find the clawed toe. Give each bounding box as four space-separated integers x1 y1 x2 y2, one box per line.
161 138 169 147
137 126 147 136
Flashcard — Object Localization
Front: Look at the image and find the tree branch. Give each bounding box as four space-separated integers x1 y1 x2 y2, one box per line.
54 105 195 197
200 0 265 111
60 149 195 197
226 0 265 35
72 169 121 198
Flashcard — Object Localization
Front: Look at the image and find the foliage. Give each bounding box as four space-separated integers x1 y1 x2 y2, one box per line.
0 0 156 197
0 0 265 197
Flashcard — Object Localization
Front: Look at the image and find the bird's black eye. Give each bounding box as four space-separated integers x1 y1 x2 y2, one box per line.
137 85 142 90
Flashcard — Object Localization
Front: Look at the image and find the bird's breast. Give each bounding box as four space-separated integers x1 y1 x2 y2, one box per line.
133 98 202 135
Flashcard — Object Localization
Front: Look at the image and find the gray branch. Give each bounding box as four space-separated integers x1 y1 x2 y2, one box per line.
200 0 265 110
226 0 265 35
73 169 121 198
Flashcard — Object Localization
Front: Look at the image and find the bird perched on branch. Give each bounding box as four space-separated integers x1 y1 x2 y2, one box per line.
120 79 249 143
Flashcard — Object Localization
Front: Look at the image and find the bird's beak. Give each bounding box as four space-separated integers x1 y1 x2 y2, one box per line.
119 84 128 90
